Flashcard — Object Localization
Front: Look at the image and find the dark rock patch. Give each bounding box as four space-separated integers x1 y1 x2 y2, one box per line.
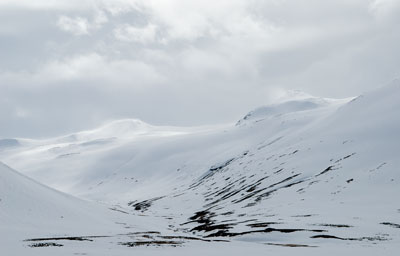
128 196 164 211
29 242 64 248
206 227 326 238
120 241 183 247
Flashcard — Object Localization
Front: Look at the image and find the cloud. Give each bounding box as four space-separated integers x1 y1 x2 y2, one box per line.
93 10 108 26
57 16 91 35
57 10 108 35
1 53 164 88
133 0 273 42
0 0 92 10
114 23 158 43
369 0 400 21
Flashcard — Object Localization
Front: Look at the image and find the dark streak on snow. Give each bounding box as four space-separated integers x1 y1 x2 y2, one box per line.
311 235 388 241
380 222 400 229
25 236 110 242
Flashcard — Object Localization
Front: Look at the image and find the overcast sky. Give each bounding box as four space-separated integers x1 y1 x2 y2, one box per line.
1 0 399 138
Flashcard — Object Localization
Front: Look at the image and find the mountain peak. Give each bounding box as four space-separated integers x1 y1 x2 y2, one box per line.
236 93 351 126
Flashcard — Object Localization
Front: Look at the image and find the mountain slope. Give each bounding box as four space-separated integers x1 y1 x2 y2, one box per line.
0 162 165 254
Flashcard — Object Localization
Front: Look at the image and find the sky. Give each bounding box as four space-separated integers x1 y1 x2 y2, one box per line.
0 0 399 138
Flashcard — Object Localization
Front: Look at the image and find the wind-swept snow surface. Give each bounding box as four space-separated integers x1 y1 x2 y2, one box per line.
1 82 399 255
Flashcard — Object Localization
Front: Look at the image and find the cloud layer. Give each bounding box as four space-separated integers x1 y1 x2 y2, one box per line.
0 0 399 137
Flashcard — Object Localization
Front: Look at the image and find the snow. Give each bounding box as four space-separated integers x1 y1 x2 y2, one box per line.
0 81 399 255
236 96 351 125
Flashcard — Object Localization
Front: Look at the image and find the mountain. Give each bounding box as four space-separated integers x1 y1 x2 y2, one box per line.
0 162 112 251
0 81 399 255
0 139 20 149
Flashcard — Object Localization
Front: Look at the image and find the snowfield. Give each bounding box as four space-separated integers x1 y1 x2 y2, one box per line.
1 81 399 255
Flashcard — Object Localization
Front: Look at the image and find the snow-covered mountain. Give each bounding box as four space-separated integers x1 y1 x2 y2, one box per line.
1 81 399 255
